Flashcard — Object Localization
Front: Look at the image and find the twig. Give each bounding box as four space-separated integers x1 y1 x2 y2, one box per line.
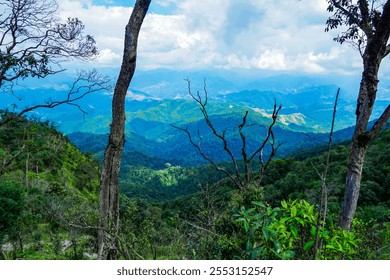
312 87 340 259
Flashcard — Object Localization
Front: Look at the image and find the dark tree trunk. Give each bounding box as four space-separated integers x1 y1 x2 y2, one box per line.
98 0 151 260
339 1 390 230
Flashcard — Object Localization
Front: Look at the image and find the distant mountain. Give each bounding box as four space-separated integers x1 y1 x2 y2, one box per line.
3 68 389 154
10 83 357 136
68 115 362 167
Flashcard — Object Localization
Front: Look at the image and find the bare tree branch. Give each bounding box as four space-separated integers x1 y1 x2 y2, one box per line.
369 103 390 139
184 78 244 189
0 0 98 88
0 144 25 176
238 111 250 186
248 101 282 162
172 124 243 190
174 80 282 191
0 69 112 127
383 44 390 58
312 87 340 259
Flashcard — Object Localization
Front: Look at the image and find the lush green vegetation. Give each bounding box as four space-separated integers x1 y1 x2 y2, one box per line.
0 116 99 259
1 115 389 259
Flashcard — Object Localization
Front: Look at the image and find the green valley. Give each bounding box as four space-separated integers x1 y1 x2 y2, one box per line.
1 112 389 260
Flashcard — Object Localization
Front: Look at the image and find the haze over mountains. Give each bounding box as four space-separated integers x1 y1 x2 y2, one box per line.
3 68 390 165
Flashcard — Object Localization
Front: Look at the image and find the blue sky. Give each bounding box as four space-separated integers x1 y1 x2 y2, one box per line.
92 0 177 13
56 0 390 78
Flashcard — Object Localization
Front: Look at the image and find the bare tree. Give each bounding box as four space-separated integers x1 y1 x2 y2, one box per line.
0 69 112 127
173 79 282 191
325 0 390 230
0 0 97 87
0 0 111 126
98 0 151 260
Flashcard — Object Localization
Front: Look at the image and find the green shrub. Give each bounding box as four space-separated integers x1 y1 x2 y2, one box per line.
235 199 362 259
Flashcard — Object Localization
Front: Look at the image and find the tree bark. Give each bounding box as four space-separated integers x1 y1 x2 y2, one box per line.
339 1 390 230
98 0 151 260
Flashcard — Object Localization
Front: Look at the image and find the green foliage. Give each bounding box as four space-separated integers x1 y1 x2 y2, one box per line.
235 199 362 260
119 164 219 202
118 195 185 260
1 114 389 260
0 116 99 259
117 129 390 260
0 180 25 242
263 130 390 210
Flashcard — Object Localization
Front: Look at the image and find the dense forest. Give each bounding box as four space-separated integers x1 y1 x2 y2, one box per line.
1 0 390 261
0 114 389 260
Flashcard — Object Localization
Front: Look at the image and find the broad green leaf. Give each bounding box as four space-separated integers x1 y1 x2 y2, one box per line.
283 250 295 259
262 227 269 240
252 201 266 208
290 225 298 237
304 240 314 251
244 221 249 233
295 217 305 226
246 240 253 251
253 213 265 220
310 226 317 237
291 206 297 217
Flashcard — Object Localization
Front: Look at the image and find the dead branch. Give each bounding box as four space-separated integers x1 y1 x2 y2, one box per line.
312 87 340 259
0 144 25 176
0 69 112 127
172 124 243 189
174 79 282 191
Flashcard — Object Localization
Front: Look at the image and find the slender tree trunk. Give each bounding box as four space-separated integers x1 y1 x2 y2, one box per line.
339 2 390 229
98 0 151 260
25 152 29 190
339 138 368 230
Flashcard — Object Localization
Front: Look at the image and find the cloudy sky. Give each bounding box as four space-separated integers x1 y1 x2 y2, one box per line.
57 0 388 77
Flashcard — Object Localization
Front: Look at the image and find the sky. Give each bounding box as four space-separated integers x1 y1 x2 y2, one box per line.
56 0 387 77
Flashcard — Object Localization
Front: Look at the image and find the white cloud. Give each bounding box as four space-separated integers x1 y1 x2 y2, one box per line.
97 48 122 65
126 90 148 101
56 0 385 75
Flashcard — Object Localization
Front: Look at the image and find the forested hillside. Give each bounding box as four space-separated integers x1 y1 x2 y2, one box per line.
1 115 389 259
2 0 390 265
0 115 100 259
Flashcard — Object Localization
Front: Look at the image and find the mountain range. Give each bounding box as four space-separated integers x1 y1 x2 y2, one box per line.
3 68 389 165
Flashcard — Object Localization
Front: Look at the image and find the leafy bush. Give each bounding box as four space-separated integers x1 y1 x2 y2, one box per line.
235 199 362 259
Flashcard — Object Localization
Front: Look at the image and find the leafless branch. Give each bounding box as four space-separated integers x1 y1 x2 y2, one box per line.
312 87 340 259
369 103 390 139
0 69 112 127
0 0 98 88
172 124 243 190
384 44 390 58
249 103 281 163
174 80 282 190
0 144 25 176
238 111 250 186
182 79 244 189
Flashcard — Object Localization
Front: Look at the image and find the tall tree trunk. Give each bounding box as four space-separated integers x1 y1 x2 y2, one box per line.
339 1 390 230
98 0 151 260
339 134 368 230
